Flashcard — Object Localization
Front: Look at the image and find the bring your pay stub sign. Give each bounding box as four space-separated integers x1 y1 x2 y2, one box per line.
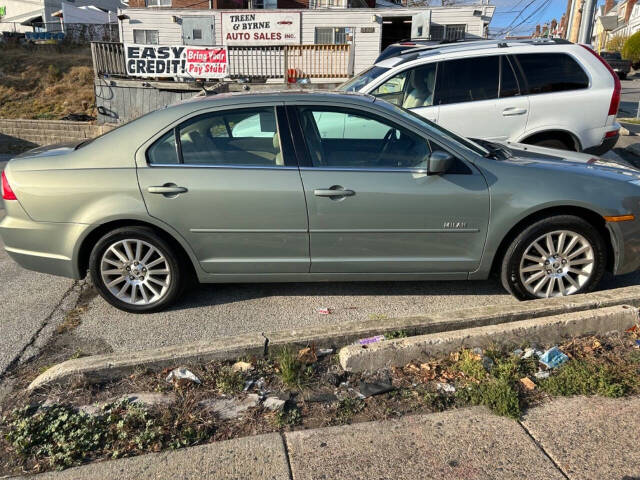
125 45 228 79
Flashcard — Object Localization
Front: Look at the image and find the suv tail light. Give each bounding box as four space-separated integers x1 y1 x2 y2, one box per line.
1 170 17 201
579 44 621 116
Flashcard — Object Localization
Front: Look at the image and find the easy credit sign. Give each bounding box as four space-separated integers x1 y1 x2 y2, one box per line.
222 12 300 46
124 44 228 79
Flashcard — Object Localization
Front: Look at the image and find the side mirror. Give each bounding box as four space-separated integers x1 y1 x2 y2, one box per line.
428 151 455 175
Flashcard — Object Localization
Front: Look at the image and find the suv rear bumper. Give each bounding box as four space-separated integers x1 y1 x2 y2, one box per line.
584 133 619 155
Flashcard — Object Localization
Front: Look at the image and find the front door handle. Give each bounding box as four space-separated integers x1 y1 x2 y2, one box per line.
314 187 355 198
502 107 527 116
148 184 188 196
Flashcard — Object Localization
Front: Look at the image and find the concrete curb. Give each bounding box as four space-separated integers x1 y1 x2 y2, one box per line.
28 285 640 390
339 305 638 372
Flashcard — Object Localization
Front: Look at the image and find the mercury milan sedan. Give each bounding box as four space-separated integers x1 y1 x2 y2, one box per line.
2 92 640 313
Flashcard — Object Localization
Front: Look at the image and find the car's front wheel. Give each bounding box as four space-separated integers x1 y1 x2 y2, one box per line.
89 226 184 313
501 215 606 300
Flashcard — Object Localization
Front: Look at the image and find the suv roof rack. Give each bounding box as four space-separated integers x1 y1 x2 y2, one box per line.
391 37 575 61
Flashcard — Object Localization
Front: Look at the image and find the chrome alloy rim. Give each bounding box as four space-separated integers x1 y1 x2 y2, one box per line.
100 239 171 305
519 230 595 298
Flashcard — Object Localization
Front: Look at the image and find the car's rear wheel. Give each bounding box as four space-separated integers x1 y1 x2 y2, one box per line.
531 138 572 150
89 226 184 313
501 215 606 300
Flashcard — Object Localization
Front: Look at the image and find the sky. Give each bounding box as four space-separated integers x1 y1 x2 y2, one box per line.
488 0 605 37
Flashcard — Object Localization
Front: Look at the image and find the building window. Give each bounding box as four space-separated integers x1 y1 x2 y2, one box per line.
315 27 349 44
430 24 466 41
133 29 159 44
146 0 172 6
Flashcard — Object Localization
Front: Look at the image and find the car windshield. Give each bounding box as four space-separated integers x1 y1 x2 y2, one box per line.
336 66 390 92
376 100 489 157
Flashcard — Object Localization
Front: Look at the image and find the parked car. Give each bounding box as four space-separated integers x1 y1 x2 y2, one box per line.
2 91 640 313
338 38 621 155
599 51 632 80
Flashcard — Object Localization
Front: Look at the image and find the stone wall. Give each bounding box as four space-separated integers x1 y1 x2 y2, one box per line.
0 119 116 152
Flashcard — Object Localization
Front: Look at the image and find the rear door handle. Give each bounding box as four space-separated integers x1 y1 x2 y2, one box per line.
148 185 188 196
314 188 355 198
502 108 527 116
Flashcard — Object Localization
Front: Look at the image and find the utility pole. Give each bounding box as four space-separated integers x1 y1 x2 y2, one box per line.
579 0 597 44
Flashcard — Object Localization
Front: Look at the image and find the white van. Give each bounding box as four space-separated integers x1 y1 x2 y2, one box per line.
337 39 621 154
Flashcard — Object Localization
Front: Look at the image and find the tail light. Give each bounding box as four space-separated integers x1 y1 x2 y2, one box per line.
399 42 416 46
1 170 17 201
579 44 621 116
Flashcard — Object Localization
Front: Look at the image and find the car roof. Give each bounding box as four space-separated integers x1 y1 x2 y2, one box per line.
179 89 375 108
376 37 573 67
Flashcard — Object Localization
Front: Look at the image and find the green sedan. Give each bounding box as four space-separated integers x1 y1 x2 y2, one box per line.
2 91 640 313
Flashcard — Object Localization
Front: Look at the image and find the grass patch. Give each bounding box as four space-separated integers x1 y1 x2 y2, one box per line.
384 330 408 340
457 378 522 419
539 358 640 398
336 398 365 423
215 366 245 394
2 400 215 471
274 406 302 427
452 349 487 381
274 348 312 389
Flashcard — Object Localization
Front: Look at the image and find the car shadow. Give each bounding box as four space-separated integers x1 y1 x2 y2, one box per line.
165 278 510 313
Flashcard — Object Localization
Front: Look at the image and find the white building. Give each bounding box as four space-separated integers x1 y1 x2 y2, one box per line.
117 4 494 74
0 0 126 33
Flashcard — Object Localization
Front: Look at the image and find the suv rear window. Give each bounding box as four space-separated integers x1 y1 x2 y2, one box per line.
514 53 589 94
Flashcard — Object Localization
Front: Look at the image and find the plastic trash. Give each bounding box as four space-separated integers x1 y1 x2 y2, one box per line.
232 361 253 373
522 348 535 359
317 308 332 315
534 370 550 379
318 348 334 357
539 346 569 369
166 367 201 384
357 380 394 398
437 382 456 394
513 348 524 357
519 377 536 391
357 335 385 345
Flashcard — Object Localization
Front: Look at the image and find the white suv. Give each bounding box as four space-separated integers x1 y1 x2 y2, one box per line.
338 39 621 154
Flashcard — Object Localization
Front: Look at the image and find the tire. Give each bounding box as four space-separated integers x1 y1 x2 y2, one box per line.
618 72 627 80
530 138 573 151
500 215 606 300
89 226 184 313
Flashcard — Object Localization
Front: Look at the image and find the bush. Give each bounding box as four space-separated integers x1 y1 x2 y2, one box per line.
606 34 628 53
623 31 640 64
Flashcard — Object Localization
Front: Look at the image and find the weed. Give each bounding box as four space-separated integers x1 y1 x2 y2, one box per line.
336 398 365 423
275 348 311 388
452 349 487 382
215 366 244 394
275 407 302 427
384 330 408 340
457 378 521 419
539 358 640 398
423 392 456 412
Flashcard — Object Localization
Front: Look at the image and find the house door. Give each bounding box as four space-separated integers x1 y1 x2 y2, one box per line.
380 16 412 50
182 16 214 46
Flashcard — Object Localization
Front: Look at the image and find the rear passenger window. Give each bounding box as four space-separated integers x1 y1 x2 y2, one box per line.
147 130 179 165
177 107 284 166
500 56 520 98
515 53 589 94
435 56 499 105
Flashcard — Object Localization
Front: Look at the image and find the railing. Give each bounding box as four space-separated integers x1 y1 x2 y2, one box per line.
2 22 119 43
91 42 127 77
91 42 353 81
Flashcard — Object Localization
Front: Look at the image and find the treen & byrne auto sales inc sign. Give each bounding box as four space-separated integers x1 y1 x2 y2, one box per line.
221 12 300 46
124 44 228 79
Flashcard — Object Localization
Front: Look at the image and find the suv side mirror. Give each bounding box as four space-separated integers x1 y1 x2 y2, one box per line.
428 151 455 175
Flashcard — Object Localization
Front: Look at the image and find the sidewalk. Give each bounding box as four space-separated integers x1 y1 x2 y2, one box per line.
20 395 640 480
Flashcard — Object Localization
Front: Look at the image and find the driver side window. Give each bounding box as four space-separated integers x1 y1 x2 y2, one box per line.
298 107 430 169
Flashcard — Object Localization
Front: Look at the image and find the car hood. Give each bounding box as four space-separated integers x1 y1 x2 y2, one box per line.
13 141 84 159
495 141 640 182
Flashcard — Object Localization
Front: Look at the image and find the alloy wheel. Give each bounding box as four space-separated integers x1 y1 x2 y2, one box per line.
519 230 595 298
100 239 172 305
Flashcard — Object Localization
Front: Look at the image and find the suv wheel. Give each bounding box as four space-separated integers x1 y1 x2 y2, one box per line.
501 215 606 300
531 138 573 150
89 226 184 313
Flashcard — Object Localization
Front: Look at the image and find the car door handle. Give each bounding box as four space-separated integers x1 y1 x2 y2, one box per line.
314 188 355 198
148 185 188 195
502 108 527 116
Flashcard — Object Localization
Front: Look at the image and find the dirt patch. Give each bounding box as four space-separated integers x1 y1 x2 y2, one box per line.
0 45 94 120
1 331 639 475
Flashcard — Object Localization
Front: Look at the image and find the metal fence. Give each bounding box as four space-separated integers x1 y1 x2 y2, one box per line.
1 22 119 43
91 42 353 81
